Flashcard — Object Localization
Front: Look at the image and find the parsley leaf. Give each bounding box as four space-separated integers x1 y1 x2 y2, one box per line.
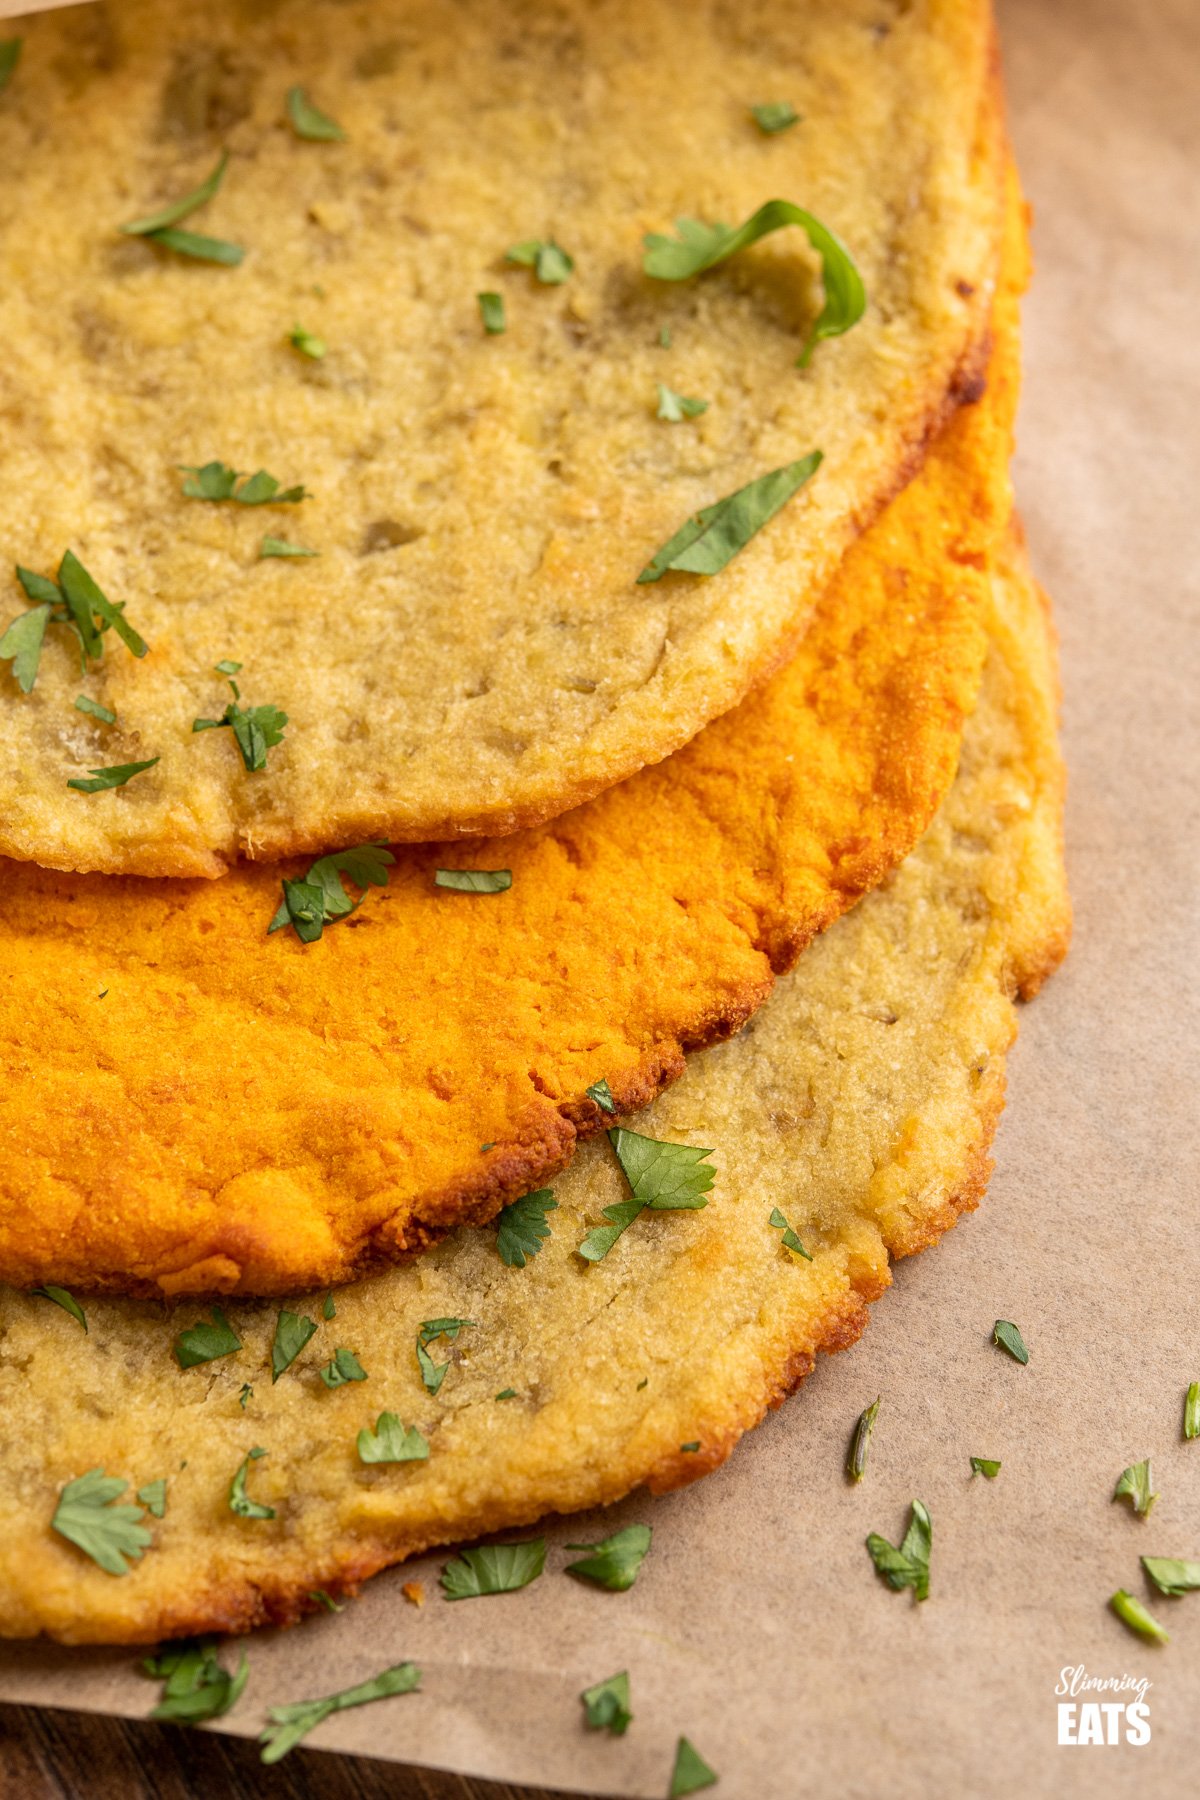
866 1500 932 1601
1113 1459 1158 1518
564 1523 651 1591
1184 1381 1199 1440
268 841 395 941
638 454 822 583
415 1317 475 1395
286 86 347 143
59 550 148 659
260 1663 420 1764
0 38 21 96
643 199 865 365
29 1286 88 1332
495 1189 558 1267
68 758 159 794
51 1470 152 1575
270 1309 317 1382
680 1442 700 1454
309 1589 344 1612
135 1478 168 1519
4 553 148 693
441 1539 546 1600
181 463 309 505
1110 1590 1169 1645
992 1319 1029 1364
751 101 800 134
1141 1557 1200 1597
238 1383 254 1409
288 322 327 359
847 1396 880 1482
578 1126 715 1263
320 1347 367 1388
769 1205 813 1260
175 1306 242 1369
357 1411 429 1464
477 291 506 334
193 667 289 771
144 227 245 266
74 695 116 724
120 152 244 265
670 1737 718 1797
505 240 574 284
260 537 318 558
0 604 49 692
495 1388 517 1401
581 1671 631 1736
145 1640 249 1724
969 1457 1001 1479
322 1291 337 1320
586 1078 616 1115
657 384 709 422
434 868 512 893
229 1447 274 1520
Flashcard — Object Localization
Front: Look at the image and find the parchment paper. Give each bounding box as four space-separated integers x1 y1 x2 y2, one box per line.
2 0 1198 1793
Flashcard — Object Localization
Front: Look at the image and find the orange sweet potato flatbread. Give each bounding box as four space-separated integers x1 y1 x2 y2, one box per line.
0 180 1027 1299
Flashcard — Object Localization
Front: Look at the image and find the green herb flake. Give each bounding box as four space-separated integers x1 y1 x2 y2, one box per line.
175 1306 242 1369
180 463 309 505
847 1397 880 1482
751 101 800 134
29 1286 88 1333
0 38 22 96
768 1205 813 1260
992 1319 1029 1365
495 1388 517 1401
286 85 347 143
505 239 574 284
564 1523 651 1591
0 603 50 693
5 553 147 694
120 152 243 265
657 383 709 423
434 868 512 894
193 668 289 772
1113 1459 1158 1518
51 1470 152 1576
288 322 327 359
357 1411 429 1465
441 1538 546 1600
229 1447 275 1520
643 199 864 365
658 325 672 348
1184 1381 1199 1440
1142 1557 1200 1596
136 1478 168 1519
260 537 318 559
1110 1589 1169 1645
68 758 160 794
238 1383 254 1409
638 454 822 584
143 227 245 265
670 1736 718 1798
270 1309 317 1382
477 291 506 334
495 1188 558 1267
320 1347 367 1389
74 695 116 724
260 1663 420 1764
268 841 395 943
323 1291 337 1320
579 1127 715 1263
586 1078 616 1115
144 1640 249 1724
866 1499 932 1602
969 1457 1002 1480
415 1317 475 1395
309 1588 344 1612
581 1670 631 1736
680 1442 700 1454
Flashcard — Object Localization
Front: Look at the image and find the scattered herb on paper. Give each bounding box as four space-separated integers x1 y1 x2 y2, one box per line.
670 1737 718 1797
144 1641 249 1724
581 1671 632 1736
1113 1459 1158 1518
441 1539 546 1600
564 1524 651 1591
992 1319 1029 1364
260 1663 420 1764
847 1397 880 1482
1184 1381 1199 1440
970 1457 1002 1480
866 1500 931 1601
1110 1590 1168 1644
1142 1557 1200 1596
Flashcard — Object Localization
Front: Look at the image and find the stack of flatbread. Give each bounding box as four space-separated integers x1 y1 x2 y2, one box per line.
0 0 1068 1653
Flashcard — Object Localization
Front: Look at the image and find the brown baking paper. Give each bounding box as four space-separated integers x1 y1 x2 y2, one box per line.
1 0 1198 1792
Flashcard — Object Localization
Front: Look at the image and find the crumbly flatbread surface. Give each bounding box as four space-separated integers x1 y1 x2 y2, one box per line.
0 0 1001 874
0 182 1027 1299
0 530 1069 1644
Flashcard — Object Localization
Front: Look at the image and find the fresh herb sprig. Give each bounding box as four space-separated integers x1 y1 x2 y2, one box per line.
2 552 148 693
260 1664 420 1763
268 842 395 943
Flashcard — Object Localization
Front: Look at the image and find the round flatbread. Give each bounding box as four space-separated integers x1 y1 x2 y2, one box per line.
0 530 1068 1644
0 0 1003 875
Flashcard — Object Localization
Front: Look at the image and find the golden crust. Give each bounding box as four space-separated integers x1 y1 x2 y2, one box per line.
0 524 1069 1644
0 0 1004 874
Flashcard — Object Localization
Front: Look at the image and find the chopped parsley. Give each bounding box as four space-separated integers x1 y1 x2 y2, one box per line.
2 551 148 692
969 1457 1001 1480
180 463 309 505
1185 1381 1199 1440
680 1442 700 1454
286 85 347 143
992 1319 1029 1364
1113 1459 1158 1518
495 1188 558 1267
238 1383 254 1409
229 1447 274 1520
193 665 288 772
643 200 865 365
260 536 318 558
320 1347 367 1388
136 1478 169 1519
505 240 573 284
144 1640 249 1724
270 1309 317 1382
51 1470 152 1575
29 1286 88 1332
288 322 327 359
866 1500 931 1601
1141 1557 1200 1597
847 1397 880 1482
268 841 395 942
357 1411 429 1464
638 455 822 583
309 1589 344 1613
416 1317 475 1395
120 152 244 265
441 1538 546 1600
495 1388 517 1401
477 291 506 334
260 1663 420 1764
323 1291 337 1320
0 38 21 96
581 1671 631 1736
670 1737 718 1797
74 695 116 724
579 1128 714 1262
769 1205 813 1260
751 101 800 134
657 383 709 422
586 1078 616 1115
434 868 513 893
1110 1590 1168 1645
658 325 672 348
68 758 160 794
564 1523 651 1591
175 1306 242 1369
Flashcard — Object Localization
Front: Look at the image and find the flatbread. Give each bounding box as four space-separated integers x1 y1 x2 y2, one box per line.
0 529 1069 1644
0 0 1003 875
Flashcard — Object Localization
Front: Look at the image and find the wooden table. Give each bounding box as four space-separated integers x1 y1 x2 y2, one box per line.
0 1705 598 1799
